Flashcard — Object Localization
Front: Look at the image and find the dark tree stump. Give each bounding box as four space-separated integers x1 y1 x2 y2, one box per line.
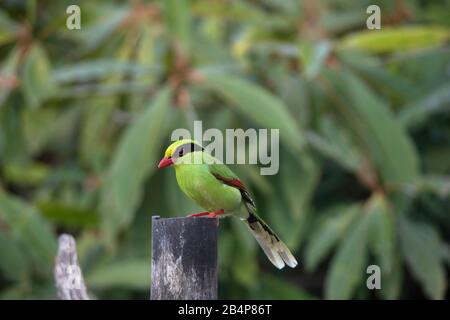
150 216 218 300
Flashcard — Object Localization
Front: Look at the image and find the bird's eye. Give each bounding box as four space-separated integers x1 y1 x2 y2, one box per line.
178 149 184 157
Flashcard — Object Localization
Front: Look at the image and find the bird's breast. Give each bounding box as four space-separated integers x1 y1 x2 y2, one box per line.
175 164 241 212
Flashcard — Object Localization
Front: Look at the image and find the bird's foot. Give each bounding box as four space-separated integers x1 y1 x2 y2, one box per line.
208 210 224 226
188 210 224 226
188 209 225 218
187 211 210 217
207 209 225 218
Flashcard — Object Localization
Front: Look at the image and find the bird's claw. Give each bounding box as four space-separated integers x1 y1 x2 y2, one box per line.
187 210 223 226
187 212 209 218
188 209 224 218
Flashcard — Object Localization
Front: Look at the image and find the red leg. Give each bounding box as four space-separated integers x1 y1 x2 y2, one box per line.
207 209 225 218
187 211 210 217
188 209 225 219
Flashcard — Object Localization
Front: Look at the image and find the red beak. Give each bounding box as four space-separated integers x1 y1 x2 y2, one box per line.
158 157 173 169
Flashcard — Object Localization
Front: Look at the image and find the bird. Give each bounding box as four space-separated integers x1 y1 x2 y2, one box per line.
157 139 298 269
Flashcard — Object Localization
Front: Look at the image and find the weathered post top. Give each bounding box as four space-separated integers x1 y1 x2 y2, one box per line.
150 216 218 300
54 234 89 300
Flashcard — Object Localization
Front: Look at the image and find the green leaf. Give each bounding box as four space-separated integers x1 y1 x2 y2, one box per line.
3 162 50 186
37 201 99 228
323 69 419 186
281 152 318 220
441 244 450 268
0 9 20 45
380 254 403 300
409 175 450 198
325 211 371 299
398 82 450 130
321 10 366 34
99 87 172 243
0 99 26 161
341 26 450 54
306 116 362 172
164 0 192 52
192 0 265 23
21 45 55 109
205 75 305 152
274 74 310 128
79 97 115 170
231 235 258 288
0 47 20 107
0 232 29 281
131 25 158 88
367 194 395 273
52 60 159 84
271 152 318 250
366 194 401 299
26 0 37 28
305 204 359 271
55 81 152 98
22 104 81 155
339 50 414 102
0 190 57 273
399 217 446 299
260 274 315 299
86 260 150 289
75 6 128 54
299 40 331 80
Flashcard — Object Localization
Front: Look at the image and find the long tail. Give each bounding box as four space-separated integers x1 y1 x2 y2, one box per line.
243 212 298 269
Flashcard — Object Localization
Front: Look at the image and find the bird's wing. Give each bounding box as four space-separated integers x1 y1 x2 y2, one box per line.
209 163 297 269
208 163 256 210
209 164 297 269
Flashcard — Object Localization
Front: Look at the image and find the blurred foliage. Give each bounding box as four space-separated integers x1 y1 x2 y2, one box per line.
0 0 449 300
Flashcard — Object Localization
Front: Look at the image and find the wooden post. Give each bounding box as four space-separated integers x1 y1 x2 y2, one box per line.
150 216 218 300
54 234 89 300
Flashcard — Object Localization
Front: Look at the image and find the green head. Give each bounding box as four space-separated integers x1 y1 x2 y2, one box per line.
158 139 205 168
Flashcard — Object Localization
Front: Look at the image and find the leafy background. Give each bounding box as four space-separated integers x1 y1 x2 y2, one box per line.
0 0 449 300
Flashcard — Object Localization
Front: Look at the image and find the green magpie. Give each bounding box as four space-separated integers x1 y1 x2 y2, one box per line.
158 139 298 269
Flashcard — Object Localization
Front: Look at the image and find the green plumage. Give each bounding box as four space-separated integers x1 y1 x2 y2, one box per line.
160 139 298 269
176 156 243 214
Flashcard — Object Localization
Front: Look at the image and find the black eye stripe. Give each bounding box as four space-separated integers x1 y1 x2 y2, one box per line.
173 143 204 158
